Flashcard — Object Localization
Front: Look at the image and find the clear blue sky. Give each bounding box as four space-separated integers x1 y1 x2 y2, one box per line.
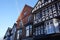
0 0 38 40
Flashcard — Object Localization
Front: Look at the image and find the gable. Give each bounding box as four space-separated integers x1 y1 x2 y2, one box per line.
32 0 42 13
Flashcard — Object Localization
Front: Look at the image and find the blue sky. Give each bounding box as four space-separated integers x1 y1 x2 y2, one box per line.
0 0 38 39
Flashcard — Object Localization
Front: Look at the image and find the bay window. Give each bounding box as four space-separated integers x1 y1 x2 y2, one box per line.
45 20 55 34
45 19 60 35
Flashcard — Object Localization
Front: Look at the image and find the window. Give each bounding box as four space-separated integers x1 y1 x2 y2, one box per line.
19 29 22 35
42 10 45 18
48 6 53 18
52 4 57 17
38 27 40 35
35 27 41 36
45 8 49 15
57 2 60 15
35 28 38 36
58 2 60 10
20 20 23 27
49 6 52 13
40 13 42 18
34 26 44 36
17 30 20 40
52 4 56 12
30 25 32 34
45 20 55 34
36 13 40 20
26 26 29 36
34 12 42 23
49 20 55 34
34 14 35 21
40 26 44 34
13 27 16 33
10 36 12 40
24 12 27 16
28 16 31 22
26 25 32 36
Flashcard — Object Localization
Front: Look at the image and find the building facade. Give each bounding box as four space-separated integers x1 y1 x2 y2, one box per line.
3 0 60 40
3 27 12 40
32 0 60 40
11 23 17 40
16 4 33 40
3 23 17 40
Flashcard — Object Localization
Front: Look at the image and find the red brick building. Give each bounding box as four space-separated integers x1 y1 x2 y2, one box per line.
16 4 33 40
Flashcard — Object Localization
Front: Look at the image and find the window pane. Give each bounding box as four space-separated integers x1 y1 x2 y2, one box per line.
49 21 55 34
36 13 40 20
19 29 22 35
36 28 38 36
17 30 19 39
52 4 56 11
45 20 55 34
26 30 29 36
30 25 32 29
49 6 52 13
26 26 30 36
40 26 44 34
38 27 40 35
26 26 29 30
